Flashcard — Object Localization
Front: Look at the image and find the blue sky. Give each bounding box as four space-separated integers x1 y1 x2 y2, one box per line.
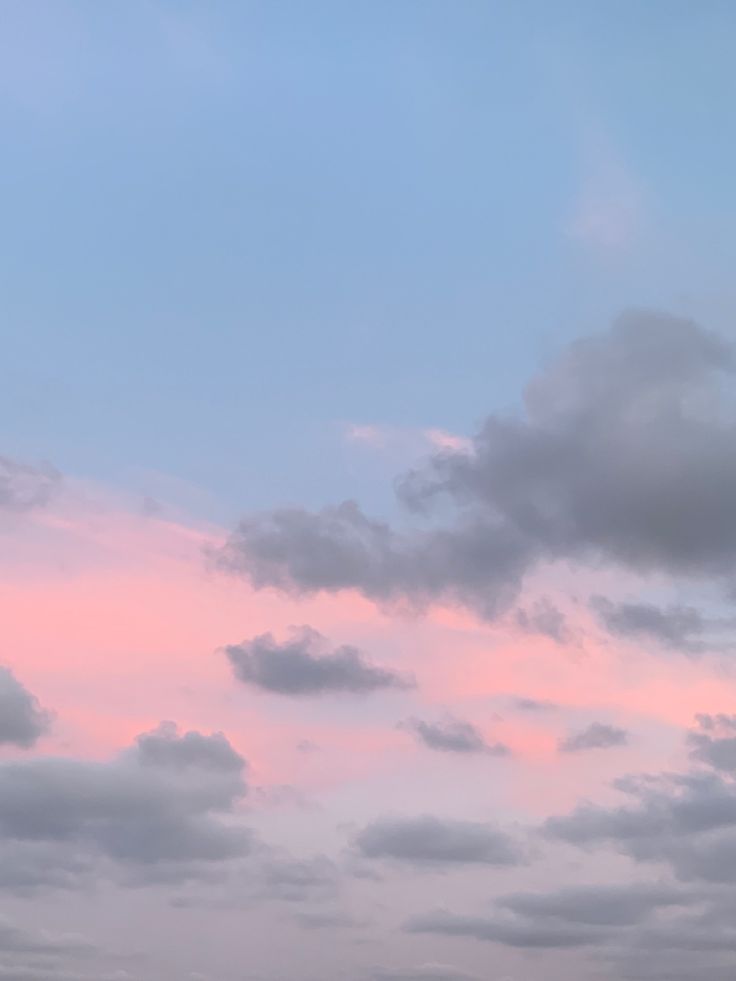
3 1 736 519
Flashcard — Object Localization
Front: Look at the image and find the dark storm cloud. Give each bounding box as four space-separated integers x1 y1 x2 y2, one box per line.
0 722 250 889
216 313 736 618
0 457 60 511
353 816 523 867
0 667 51 748
559 722 629 753
224 626 412 695
398 717 509 756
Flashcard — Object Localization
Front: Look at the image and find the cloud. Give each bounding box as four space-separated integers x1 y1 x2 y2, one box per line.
509 696 557 712
404 884 701 963
0 914 136 981
404 885 691 952
495 883 687 927
0 456 60 511
215 500 530 621
688 714 736 773
353 816 524 867
559 722 629 753
217 313 736 620
252 853 339 902
223 626 413 696
404 909 607 949
590 597 725 654
515 598 570 643
398 717 509 756
544 719 736 884
0 722 250 890
0 915 93 958
0 667 51 747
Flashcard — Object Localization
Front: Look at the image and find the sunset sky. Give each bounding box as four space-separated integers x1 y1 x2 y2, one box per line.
3 3 736 981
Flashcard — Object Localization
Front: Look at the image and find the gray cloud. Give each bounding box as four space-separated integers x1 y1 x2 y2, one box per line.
0 457 60 512
216 502 531 621
590 597 727 654
0 722 250 889
510 696 557 712
0 914 139 981
496 882 687 927
0 667 51 748
398 716 509 756
404 908 607 949
354 816 523 867
224 626 412 696
544 719 736 885
515 598 570 643
559 722 629 753
688 714 736 773
169 849 340 911
404 883 725 977
217 313 736 620
253 854 339 902
0 916 93 959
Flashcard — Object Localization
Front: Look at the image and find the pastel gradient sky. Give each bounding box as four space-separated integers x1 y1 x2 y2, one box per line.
4 3 736 981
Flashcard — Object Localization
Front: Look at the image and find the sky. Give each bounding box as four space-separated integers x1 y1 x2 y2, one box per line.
3 2 736 980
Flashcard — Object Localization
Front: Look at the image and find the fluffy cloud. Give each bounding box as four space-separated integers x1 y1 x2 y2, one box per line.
217 313 736 619
0 722 250 891
216 501 530 620
224 626 412 695
559 722 629 753
353 816 523 867
398 717 508 756
0 667 51 747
